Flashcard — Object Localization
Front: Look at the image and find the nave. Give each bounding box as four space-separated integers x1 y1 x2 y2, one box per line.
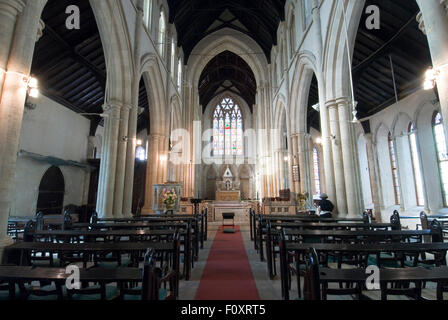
3 208 448 301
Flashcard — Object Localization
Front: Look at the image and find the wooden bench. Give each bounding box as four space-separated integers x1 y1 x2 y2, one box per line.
303 248 448 300
0 249 178 300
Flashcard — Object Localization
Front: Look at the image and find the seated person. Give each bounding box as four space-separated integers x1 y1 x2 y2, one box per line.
316 193 334 218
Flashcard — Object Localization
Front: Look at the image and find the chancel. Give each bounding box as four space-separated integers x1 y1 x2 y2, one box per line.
1 0 448 303
216 166 241 201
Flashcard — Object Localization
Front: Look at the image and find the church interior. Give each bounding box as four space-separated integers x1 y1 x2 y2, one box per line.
1 0 448 302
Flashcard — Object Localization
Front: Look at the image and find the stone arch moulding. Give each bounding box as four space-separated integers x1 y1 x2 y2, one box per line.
392 112 413 138
187 28 269 89
140 53 168 136
323 0 365 101
289 51 318 135
89 0 134 106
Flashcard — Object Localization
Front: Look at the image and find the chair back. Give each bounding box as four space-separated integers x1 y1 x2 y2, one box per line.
62 210 73 231
390 210 401 230
90 211 98 224
141 249 158 300
431 219 444 243
363 211 371 224
23 220 37 242
304 248 321 300
35 212 44 231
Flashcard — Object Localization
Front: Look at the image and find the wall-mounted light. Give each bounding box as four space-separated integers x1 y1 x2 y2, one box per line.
424 64 448 91
315 137 322 145
136 139 143 146
160 155 168 162
283 155 290 162
26 76 39 98
424 67 439 90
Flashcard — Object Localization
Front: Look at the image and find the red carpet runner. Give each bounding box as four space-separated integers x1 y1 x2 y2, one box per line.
195 226 260 300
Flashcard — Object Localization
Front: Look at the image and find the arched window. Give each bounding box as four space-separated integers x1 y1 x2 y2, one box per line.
408 123 425 206
388 132 401 205
313 147 321 195
177 59 182 91
171 41 176 78
433 112 448 206
213 97 243 156
158 9 166 57
143 0 153 30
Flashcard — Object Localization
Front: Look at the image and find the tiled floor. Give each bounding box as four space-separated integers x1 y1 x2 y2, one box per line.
180 223 445 300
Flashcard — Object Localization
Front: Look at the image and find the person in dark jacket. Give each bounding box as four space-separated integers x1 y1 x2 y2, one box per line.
317 193 334 218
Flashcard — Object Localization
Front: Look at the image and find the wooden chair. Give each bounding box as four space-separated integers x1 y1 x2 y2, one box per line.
303 248 321 300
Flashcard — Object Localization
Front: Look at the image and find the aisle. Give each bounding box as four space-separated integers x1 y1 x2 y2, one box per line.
195 226 260 300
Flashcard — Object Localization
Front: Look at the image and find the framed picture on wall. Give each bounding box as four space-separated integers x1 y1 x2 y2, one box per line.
292 165 300 182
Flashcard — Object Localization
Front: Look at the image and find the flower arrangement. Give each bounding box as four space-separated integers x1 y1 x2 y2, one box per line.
297 192 309 211
161 188 178 209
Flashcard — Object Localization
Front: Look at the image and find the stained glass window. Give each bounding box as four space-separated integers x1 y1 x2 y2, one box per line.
213 98 243 156
313 147 321 195
408 123 425 206
433 112 448 206
388 133 401 205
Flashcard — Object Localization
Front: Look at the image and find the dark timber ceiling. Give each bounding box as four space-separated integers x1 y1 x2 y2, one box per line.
167 0 286 63
31 0 150 135
352 0 432 119
199 51 256 111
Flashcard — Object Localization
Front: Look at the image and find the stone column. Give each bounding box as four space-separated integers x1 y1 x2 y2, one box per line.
0 0 25 98
365 133 382 221
96 102 121 218
112 104 131 218
291 134 301 194
141 134 169 214
417 1 448 140
337 98 363 217
327 100 347 216
0 0 46 256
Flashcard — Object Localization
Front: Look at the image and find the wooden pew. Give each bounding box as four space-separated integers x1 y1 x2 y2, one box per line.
303 248 448 300
277 223 447 300
265 227 439 280
22 223 193 281
0 247 179 300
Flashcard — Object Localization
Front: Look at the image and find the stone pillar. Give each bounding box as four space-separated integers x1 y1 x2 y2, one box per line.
365 133 382 221
96 102 121 218
327 100 347 216
112 104 131 218
0 0 25 98
416 0 448 144
141 134 169 214
290 134 300 194
337 98 363 217
0 0 46 256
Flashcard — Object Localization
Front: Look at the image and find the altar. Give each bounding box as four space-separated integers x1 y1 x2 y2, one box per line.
216 191 240 201
215 166 241 201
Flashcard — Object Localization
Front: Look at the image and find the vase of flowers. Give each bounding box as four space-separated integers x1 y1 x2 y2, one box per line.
161 188 178 212
297 192 309 211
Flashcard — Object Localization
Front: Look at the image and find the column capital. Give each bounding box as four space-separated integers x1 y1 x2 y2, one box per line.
416 11 426 35
325 99 338 109
36 19 45 42
335 96 350 106
103 102 122 113
0 0 25 19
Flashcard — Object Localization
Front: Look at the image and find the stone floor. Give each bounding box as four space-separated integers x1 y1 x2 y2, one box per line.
179 222 445 300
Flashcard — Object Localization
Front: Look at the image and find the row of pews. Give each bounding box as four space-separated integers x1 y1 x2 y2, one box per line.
1 208 208 300
250 210 448 300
